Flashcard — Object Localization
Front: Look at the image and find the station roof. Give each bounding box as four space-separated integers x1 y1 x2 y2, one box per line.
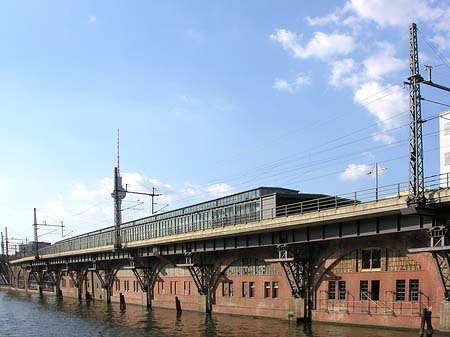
123 186 322 227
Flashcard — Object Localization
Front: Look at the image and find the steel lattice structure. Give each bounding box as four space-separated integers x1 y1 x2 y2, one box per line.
408 23 425 204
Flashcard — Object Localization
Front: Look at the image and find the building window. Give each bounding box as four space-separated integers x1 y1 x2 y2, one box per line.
360 280 368 300
338 281 346 300
242 282 248 297
361 249 381 271
410 279 420 302
158 280 164 294
445 122 450 136
272 281 279 298
264 282 271 298
445 152 450 166
328 281 336 300
222 281 233 297
116 279 120 291
170 281 177 295
396 280 406 301
249 282 255 298
184 281 191 295
222 281 228 296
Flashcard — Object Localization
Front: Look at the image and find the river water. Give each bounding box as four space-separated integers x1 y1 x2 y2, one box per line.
0 289 440 337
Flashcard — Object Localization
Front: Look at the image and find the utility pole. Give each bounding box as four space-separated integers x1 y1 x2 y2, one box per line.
406 23 450 205
33 208 39 259
368 163 386 201
5 227 9 261
112 166 126 250
111 129 163 249
407 23 425 205
151 187 161 215
1 231 4 257
112 129 126 250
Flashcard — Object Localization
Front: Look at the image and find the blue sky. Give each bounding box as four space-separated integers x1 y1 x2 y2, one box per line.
1 0 450 246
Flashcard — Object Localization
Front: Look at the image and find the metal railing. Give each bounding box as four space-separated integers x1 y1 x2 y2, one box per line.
9 173 450 260
319 290 433 316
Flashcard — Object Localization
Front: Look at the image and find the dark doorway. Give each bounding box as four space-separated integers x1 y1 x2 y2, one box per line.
371 280 380 300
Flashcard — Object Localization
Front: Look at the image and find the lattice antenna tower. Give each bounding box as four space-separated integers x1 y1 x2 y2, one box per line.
117 128 120 174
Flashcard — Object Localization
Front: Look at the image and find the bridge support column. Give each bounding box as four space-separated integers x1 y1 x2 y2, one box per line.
47 271 63 299
440 302 450 332
177 253 214 313
94 269 117 304
69 270 87 301
131 267 156 309
31 270 44 298
266 244 312 321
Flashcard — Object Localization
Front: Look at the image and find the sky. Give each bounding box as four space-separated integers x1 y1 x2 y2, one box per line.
1 0 450 248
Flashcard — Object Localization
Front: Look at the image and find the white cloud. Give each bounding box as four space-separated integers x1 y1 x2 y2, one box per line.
295 74 312 86
273 73 312 92
362 42 405 80
372 133 396 144
270 29 356 60
348 0 440 27
340 164 372 181
178 182 234 200
272 79 290 91
329 43 404 88
205 183 234 198
72 177 112 201
354 82 408 140
431 33 450 50
329 58 360 88
31 173 235 243
306 12 341 26
305 0 450 50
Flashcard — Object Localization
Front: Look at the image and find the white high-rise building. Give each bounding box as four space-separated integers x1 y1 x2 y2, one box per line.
440 110 450 187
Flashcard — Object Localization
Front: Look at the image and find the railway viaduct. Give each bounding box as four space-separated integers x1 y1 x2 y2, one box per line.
5 175 450 330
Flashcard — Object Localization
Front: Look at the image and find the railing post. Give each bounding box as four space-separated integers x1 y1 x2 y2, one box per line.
397 183 401 198
335 196 338 209
285 205 288 217
300 202 303 215
354 192 357 205
317 199 320 211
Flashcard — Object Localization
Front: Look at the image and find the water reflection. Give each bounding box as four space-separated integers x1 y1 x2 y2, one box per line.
0 289 441 337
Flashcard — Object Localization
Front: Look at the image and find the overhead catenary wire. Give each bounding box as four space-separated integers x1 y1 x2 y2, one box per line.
417 28 450 72
422 97 450 110
166 124 442 208
175 105 446 198
42 131 445 240
31 80 443 239
205 84 406 172
166 120 410 205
